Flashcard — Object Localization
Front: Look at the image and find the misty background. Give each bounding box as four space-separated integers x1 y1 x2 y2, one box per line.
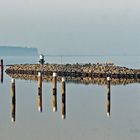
0 0 140 55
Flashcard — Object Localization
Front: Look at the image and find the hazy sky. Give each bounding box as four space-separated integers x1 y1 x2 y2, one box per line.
0 0 140 55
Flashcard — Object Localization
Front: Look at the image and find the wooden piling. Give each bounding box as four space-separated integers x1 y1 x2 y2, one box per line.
0 59 4 83
38 72 42 112
1 69 3 83
52 72 57 112
62 77 66 120
107 76 111 117
0 59 3 71
11 79 16 122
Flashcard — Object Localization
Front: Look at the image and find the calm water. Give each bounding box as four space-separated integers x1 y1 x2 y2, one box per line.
0 56 140 140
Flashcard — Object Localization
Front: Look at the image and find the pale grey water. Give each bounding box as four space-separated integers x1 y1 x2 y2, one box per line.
0 56 140 140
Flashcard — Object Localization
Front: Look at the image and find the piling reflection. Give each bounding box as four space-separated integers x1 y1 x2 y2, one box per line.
38 72 42 112
11 79 16 122
52 72 57 112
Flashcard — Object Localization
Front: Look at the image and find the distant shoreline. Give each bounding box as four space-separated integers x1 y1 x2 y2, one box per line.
0 46 38 56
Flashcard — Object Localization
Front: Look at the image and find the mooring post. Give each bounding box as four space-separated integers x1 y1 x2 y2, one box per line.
107 76 111 117
38 72 42 112
0 59 4 83
0 59 3 71
62 77 66 120
11 78 16 122
52 72 57 112
1 69 3 83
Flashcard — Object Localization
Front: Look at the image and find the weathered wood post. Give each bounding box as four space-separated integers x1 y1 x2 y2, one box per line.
62 77 66 120
0 59 3 71
1 69 3 83
52 72 57 112
106 76 111 117
11 79 16 122
38 72 42 112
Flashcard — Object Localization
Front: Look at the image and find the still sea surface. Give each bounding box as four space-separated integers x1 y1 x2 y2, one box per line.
0 55 140 140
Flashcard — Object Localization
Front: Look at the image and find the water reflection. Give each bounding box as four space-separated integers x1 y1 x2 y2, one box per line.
7 73 140 85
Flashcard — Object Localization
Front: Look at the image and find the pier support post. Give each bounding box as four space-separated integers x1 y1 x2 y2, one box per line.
38 72 42 112
62 77 66 120
52 72 57 112
11 79 16 122
106 77 111 117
